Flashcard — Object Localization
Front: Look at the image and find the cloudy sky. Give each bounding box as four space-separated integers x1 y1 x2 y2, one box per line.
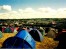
0 0 66 19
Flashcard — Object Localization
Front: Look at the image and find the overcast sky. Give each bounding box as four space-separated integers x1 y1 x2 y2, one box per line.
0 0 66 19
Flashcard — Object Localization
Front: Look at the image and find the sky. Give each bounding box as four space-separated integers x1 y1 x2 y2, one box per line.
0 0 66 19
0 0 66 10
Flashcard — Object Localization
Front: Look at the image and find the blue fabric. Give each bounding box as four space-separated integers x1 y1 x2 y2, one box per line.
2 37 35 49
2 30 36 49
15 30 36 49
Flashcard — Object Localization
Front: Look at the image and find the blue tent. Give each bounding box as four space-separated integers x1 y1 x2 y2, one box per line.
2 30 36 49
15 30 36 48
29 29 43 42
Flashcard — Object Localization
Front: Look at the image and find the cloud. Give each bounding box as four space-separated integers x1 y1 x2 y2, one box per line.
0 5 12 11
24 8 36 13
0 7 66 19
0 6 2 10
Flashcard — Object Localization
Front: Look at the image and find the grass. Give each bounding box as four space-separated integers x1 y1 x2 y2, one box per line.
0 33 59 49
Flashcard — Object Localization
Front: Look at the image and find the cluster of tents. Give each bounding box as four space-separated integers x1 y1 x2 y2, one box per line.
2 26 14 33
1 27 45 49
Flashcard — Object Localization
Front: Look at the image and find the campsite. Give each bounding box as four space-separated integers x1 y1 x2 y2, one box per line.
0 0 66 49
0 18 66 49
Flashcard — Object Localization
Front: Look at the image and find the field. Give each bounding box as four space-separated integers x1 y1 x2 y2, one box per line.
0 33 59 49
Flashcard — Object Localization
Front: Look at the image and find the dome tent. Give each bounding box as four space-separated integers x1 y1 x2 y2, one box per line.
2 30 36 49
15 29 36 48
4 27 12 33
2 37 33 48
29 29 43 42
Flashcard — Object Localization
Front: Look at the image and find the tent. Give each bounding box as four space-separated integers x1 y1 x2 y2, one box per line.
2 26 6 33
29 29 43 42
4 27 12 33
47 30 56 38
10 27 14 33
13 28 18 34
39 29 45 36
39 27 45 36
0 31 3 38
15 29 36 48
2 30 36 49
